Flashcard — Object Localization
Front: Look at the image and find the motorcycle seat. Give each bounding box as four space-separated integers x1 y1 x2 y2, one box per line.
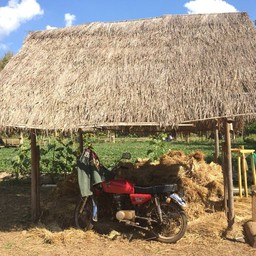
134 184 178 194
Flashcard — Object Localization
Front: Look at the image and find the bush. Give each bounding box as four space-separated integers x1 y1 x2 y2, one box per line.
11 138 78 179
244 134 256 147
40 138 78 177
11 145 31 178
245 121 256 134
147 133 168 160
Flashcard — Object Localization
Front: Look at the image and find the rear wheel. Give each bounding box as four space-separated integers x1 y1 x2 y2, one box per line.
150 202 187 243
74 196 94 231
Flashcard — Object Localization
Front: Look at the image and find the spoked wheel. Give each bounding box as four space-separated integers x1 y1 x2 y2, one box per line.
74 196 94 231
150 202 187 243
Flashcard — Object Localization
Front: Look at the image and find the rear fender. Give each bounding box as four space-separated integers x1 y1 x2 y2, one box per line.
169 193 186 208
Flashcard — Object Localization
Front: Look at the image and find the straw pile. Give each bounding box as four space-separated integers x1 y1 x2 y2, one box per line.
39 172 79 229
27 227 97 245
115 150 224 220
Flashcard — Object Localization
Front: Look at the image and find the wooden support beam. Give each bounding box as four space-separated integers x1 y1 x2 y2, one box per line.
224 119 235 229
222 142 228 216
36 145 40 216
31 130 40 222
78 128 83 155
214 125 220 163
237 154 242 197
241 145 249 197
252 185 256 222
252 154 256 186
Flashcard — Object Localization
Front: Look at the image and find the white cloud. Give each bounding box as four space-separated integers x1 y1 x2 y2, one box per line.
46 13 76 31
0 43 8 51
65 13 76 27
0 0 44 38
184 0 238 14
46 25 57 30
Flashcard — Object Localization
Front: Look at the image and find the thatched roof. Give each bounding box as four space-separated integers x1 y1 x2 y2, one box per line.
0 12 255 131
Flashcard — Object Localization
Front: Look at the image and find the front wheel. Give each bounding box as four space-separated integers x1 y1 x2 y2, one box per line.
74 196 94 231
150 202 187 243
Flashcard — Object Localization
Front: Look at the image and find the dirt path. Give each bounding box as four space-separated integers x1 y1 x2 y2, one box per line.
1 173 256 256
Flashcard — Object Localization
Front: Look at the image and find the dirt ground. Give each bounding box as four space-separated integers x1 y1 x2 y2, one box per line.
1 172 256 256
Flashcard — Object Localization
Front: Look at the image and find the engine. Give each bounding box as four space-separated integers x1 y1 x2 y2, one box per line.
116 210 135 221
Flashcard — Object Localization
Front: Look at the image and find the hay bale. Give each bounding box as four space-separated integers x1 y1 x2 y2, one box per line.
116 150 224 219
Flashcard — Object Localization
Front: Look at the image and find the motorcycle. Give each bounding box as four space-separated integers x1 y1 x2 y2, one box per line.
74 149 187 243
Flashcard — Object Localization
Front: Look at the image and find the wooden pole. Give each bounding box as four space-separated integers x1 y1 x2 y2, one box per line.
241 146 249 197
36 145 40 216
238 154 242 197
30 130 40 222
222 142 228 215
251 154 256 186
224 119 235 229
78 128 83 155
214 125 220 163
252 185 256 222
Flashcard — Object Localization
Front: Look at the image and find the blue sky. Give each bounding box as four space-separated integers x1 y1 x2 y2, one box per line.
0 0 255 57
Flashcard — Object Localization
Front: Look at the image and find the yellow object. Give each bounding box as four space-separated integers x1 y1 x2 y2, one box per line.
231 147 255 198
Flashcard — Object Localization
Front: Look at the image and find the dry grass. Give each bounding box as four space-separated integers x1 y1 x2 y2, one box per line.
33 199 252 246
28 227 97 245
114 150 224 220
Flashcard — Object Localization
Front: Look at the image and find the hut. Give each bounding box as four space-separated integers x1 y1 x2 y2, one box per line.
0 12 256 222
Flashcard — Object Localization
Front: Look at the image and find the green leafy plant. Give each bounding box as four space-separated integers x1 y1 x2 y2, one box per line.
40 138 77 179
11 145 31 178
244 134 256 147
245 121 256 134
146 133 168 161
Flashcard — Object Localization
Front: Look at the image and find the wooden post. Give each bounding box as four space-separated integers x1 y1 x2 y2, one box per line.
214 125 220 163
224 119 235 229
222 142 228 215
237 154 242 197
31 130 40 222
36 145 40 216
251 154 256 186
241 146 249 197
185 132 190 143
252 186 256 222
19 131 24 145
78 128 83 155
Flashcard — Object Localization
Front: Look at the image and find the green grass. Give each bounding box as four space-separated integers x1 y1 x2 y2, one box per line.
0 147 17 172
92 138 216 167
0 136 255 172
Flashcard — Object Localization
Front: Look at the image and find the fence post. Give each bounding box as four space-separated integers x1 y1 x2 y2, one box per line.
224 118 235 229
31 129 40 222
214 124 220 163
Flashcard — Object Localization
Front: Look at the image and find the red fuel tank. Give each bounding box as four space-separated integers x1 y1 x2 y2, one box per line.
130 194 152 205
101 179 134 194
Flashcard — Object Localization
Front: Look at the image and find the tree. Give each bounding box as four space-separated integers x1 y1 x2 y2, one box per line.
0 52 14 71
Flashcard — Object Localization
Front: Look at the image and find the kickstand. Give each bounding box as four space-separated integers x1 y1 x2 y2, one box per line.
145 235 157 241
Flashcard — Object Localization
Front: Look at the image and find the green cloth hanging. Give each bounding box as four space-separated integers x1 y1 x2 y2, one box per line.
77 148 114 197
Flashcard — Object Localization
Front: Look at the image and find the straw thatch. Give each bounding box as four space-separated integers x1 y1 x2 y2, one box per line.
0 12 255 131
